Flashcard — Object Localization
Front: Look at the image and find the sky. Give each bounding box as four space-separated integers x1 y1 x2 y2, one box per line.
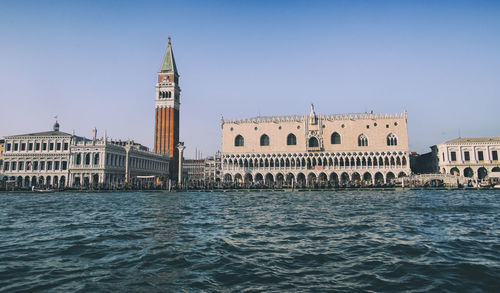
1 0 499 158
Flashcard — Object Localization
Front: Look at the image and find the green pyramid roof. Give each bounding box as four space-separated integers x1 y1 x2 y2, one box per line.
159 37 178 74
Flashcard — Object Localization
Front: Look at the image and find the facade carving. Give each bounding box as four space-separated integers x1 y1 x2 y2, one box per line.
221 106 411 187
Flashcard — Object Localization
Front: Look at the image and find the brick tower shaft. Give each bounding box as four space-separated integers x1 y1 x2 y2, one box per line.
154 37 180 178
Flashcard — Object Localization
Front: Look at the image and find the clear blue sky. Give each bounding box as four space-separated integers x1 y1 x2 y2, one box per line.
1 0 499 158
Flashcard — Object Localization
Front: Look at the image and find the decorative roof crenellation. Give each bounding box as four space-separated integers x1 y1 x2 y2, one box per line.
222 112 407 125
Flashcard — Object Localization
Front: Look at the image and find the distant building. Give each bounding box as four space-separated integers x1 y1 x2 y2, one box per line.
432 137 500 180
1 122 170 189
0 139 4 170
0 139 5 188
410 151 438 174
220 105 411 187
183 159 205 188
204 152 222 186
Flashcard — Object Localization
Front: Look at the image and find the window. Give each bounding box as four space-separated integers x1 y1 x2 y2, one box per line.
464 151 470 161
14 143 18 151
42 143 47 151
234 135 244 147
358 134 368 147
94 153 99 165
33 161 38 170
40 161 45 170
47 162 52 170
56 143 61 151
54 161 60 170
308 137 319 147
331 132 341 144
49 143 54 151
287 133 297 145
85 153 90 165
260 134 270 146
28 143 33 151
450 151 457 161
21 143 26 151
387 133 397 146
64 143 68 150
493 151 498 161
76 154 82 165
18 161 24 170
6 143 11 151
35 143 40 151
4 162 9 171
12 162 17 170
478 151 484 161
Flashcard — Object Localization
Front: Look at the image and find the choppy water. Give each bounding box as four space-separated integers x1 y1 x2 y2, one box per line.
0 190 499 292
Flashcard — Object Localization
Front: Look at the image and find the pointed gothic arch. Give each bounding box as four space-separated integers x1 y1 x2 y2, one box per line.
260 134 270 146
234 135 244 147
387 133 398 146
331 132 341 144
358 134 368 147
308 137 319 147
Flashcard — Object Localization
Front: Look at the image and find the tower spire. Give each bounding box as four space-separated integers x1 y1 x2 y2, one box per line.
159 37 178 74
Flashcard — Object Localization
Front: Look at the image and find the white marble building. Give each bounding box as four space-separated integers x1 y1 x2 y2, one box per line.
2 121 72 188
69 129 170 188
432 137 500 180
2 122 170 188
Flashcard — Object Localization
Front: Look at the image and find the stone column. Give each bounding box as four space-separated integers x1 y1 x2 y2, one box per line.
177 142 186 187
125 147 131 184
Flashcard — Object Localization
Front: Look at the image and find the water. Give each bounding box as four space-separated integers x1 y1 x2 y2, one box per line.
0 190 499 292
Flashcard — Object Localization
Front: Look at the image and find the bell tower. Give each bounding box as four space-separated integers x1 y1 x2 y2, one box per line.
154 37 180 176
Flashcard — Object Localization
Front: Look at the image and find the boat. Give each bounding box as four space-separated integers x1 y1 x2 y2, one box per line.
479 182 492 188
32 187 56 193
494 184 500 189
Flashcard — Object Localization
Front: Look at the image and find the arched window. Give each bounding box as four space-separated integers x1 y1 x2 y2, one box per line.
358 134 368 147
387 133 397 146
94 153 100 165
85 153 91 165
76 154 81 165
234 135 244 147
308 137 319 147
331 132 341 144
287 133 296 145
260 134 270 146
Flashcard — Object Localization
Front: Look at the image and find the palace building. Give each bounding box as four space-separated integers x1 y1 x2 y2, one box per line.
431 137 500 181
154 37 180 177
220 105 411 187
